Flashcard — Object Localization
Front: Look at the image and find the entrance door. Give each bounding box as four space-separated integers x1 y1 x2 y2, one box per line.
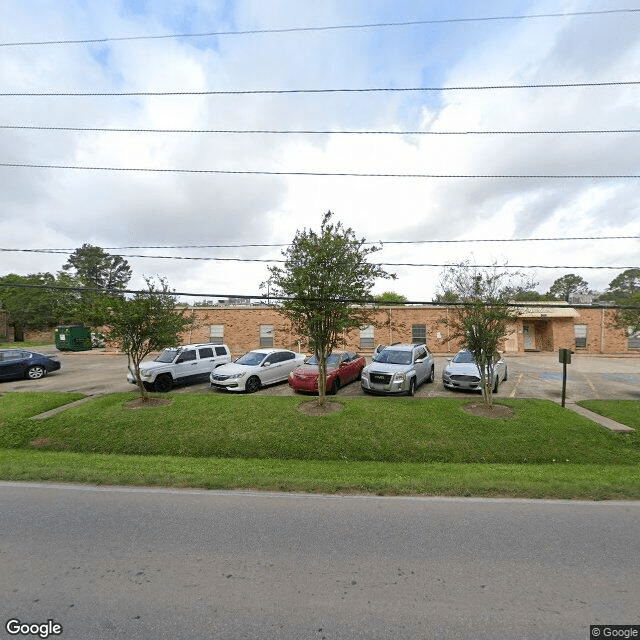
523 324 535 350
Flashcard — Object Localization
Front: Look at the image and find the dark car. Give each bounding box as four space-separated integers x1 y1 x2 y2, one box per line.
0 349 61 381
288 351 365 394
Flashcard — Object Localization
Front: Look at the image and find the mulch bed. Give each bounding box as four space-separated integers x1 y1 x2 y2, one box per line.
463 402 514 419
125 397 172 409
297 400 344 417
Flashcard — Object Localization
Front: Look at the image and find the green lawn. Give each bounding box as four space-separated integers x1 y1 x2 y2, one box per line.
578 400 640 431
1 392 638 499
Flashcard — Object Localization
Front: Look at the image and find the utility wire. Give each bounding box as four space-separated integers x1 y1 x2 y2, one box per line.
0 248 634 269
2 81 638 96
2 237 637 252
1 8 638 47
2 124 639 136
1 162 639 179
2 282 639 310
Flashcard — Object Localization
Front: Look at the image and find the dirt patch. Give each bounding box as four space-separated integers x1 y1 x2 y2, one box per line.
463 402 514 419
125 397 172 409
297 400 344 417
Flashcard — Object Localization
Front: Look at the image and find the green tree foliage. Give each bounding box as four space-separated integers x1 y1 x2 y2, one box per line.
101 277 194 401
602 269 640 335
438 262 537 408
62 244 133 327
547 273 589 302
602 268 640 303
267 211 394 405
373 291 407 304
0 273 76 332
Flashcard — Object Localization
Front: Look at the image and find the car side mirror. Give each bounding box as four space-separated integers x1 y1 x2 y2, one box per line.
415 358 424 364
263 361 271 367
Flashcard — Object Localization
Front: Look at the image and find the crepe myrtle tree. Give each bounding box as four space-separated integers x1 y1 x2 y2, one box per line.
266 211 394 406
438 262 537 409
101 277 194 401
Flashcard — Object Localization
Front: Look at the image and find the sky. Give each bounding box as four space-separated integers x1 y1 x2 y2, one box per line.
1 0 639 303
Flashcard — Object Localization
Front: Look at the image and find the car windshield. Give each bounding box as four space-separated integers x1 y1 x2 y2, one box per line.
452 351 475 364
373 349 412 365
235 351 267 366
155 348 179 363
305 354 341 366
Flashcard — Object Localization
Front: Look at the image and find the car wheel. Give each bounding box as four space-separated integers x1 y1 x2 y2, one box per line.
245 376 261 393
493 375 499 393
329 378 340 395
153 374 173 393
503 366 508 381
26 365 46 380
407 377 416 397
427 365 434 383
357 367 363 380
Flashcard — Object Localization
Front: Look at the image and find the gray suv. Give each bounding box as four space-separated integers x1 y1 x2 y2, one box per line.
361 343 435 396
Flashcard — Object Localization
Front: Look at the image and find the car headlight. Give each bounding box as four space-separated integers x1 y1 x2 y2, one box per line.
140 371 152 379
392 372 406 383
227 372 245 380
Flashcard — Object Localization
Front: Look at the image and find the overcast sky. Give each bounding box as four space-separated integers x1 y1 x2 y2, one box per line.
1 0 639 302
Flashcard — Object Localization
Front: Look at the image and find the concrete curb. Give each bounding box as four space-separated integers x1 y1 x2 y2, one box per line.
562 401 635 433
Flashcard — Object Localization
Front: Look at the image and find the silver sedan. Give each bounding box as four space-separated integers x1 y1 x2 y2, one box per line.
442 350 507 393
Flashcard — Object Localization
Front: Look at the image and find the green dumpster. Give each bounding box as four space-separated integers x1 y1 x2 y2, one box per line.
55 325 92 351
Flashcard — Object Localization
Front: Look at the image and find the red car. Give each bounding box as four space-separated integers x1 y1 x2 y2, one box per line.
288 351 366 395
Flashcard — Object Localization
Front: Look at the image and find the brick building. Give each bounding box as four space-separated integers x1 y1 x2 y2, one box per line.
180 303 639 356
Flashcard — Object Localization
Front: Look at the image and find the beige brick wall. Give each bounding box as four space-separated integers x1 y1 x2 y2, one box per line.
181 305 638 356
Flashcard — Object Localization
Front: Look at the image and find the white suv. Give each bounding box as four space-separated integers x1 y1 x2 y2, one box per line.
127 343 232 392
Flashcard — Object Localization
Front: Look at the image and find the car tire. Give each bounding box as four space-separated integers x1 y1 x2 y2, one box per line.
503 366 508 381
493 376 499 393
153 374 173 393
408 377 416 397
26 365 46 380
329 378 340 395
427 365 434 383
245 376 261 393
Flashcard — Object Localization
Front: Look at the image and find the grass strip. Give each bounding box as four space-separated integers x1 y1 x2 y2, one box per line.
1 449 638 500
6 393 639 464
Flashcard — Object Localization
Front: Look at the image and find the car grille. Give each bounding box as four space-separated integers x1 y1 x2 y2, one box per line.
370 372 392 384
211 374 230 381
451 374 480 383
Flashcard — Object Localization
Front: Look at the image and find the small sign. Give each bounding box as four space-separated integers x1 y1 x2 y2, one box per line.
558 348 572 364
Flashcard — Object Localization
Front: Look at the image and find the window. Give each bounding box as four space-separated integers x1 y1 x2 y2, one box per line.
215 346 228 356
360 325 374 349
177 350 196 363
198 347 214 359
628 328 640 350
574 324 587 349
260 325 274 348
209 325 224 345
412 324 427 344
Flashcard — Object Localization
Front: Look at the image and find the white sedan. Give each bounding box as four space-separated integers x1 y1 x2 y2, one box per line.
210 348 305 393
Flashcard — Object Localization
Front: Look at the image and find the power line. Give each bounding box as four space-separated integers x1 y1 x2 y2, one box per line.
0 248 635 269
1 8 638 47
2 282 639 310
2 236 637 252
1 162 639 179
2 81 638 97
2 124 639 136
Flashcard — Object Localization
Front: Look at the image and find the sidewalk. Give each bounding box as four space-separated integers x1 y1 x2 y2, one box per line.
562 401 635 433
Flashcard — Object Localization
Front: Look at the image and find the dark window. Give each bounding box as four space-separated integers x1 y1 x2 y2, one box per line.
178 350 196 363
412 324 427 344
280 351 295 361
198 347 214 359
215 346 228 356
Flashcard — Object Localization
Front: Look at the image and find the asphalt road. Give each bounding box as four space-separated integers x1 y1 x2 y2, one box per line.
2 482 639 640
3 347 639 402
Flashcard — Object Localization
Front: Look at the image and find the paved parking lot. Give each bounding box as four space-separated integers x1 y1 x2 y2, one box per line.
2 347 639 402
